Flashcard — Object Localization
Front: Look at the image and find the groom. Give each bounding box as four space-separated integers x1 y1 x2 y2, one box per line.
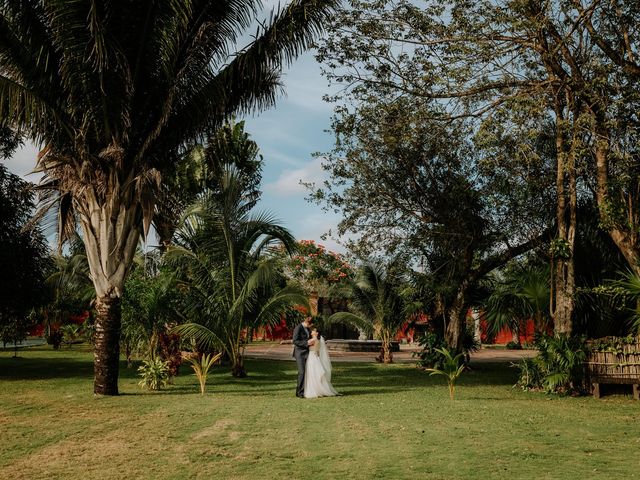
292 316 316 398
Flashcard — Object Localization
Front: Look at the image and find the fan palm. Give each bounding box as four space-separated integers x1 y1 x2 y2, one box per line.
328 262 414 363
0 0 337 394
169 168 308 377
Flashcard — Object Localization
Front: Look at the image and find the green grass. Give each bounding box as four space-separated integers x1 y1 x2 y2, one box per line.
1 347 639 480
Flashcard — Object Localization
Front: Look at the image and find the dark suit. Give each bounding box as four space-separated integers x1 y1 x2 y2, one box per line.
292 323 311 397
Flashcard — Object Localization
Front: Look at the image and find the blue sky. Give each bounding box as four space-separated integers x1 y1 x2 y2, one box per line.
3 50 347 253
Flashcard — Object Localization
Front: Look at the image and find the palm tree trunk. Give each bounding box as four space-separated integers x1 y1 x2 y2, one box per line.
93 295 122 395
382 341 393 363
80 192 142 395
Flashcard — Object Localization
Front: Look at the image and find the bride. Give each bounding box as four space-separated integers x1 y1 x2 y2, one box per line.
304 328 339 398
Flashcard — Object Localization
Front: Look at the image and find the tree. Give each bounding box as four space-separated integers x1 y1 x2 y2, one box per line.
317 0 640 335
155 121 264 250
0 0 338 394
0 164 50 345
310 97 554 351
328 261 413 363
170 168 308 376
483 265 551 345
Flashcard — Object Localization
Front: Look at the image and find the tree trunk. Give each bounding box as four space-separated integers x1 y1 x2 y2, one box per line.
93 295 122 395
380 337 393 363
79 190 142 395
593 120 640 273
445 287 468 353
552 98 576 336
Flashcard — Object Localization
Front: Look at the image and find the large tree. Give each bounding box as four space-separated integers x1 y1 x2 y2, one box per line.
0 0 337 394
317 0 640 335
170 168 307 377
311 97 554 351
0 164 50 340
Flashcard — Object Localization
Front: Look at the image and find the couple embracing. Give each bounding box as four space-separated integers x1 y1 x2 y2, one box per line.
292 316 339 399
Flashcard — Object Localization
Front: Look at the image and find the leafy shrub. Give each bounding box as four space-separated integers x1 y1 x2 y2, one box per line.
515 334 586 394
512 358 544 391
137 358 170 391
505 341 522 350
60 324 83 348
414 328 479 369
46 330 64 350
414 331 447 369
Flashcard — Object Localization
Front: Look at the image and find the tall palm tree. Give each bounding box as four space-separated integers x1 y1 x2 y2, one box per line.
0 0 337 394
155 120 263 250
329 262 413 363
169 168 308 377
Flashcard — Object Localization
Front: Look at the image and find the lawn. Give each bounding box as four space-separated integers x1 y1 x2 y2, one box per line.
1 347 639 480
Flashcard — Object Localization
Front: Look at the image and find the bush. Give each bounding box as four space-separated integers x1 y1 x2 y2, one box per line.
512 358 544 391
505 341 523 350
414 331 447 369
514 334 587 394
414 328 479 369
46 330 64 350
137 358 170 391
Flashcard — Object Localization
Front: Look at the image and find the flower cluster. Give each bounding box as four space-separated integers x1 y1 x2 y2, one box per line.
289 240 353 285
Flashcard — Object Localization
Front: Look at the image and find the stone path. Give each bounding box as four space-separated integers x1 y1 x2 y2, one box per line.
243 342 536 364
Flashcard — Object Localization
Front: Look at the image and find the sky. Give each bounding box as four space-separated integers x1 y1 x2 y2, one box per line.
3 49 347 253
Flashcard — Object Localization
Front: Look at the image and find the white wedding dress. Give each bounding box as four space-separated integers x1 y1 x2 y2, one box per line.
304 336 339 398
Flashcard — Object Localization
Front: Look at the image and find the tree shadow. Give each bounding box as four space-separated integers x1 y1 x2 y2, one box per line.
0 350 520 395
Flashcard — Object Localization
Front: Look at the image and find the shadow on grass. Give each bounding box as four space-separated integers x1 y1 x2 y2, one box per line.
0 349 518 396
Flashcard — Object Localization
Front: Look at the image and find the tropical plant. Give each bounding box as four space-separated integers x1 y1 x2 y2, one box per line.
155 121 264 250
328 262 414 363
283 240 354 296
610 271 640 334
414 327 479 369
531 334 587 394
0 0 337 395
0 164 50 338
121 259 179 357
60 324 83 348
425 348 466 400
483 266 551 345
137 357 170 391
170 168 308 377
187 352 224 395
513 358 545 392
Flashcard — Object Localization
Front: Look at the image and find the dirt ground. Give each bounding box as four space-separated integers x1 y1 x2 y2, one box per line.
244 342 536 364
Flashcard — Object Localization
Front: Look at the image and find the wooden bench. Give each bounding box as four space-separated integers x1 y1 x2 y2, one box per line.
585 337 640 400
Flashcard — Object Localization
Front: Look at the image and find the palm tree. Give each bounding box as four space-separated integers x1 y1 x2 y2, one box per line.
483 266 551 344
0 0 337 394
155 121 263 250
328 262 413 363
169 168 308 377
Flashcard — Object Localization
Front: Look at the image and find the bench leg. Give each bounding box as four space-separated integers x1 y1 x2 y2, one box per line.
633 384 640 401
593 382 601 399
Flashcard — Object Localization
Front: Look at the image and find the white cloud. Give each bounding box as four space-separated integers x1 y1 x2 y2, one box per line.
3 141 41 179
263 156 327 197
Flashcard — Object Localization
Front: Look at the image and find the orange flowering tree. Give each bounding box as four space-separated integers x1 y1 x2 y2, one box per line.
284 240 354 297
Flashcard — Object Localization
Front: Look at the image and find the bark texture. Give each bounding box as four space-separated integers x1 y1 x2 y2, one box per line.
93 295 122 395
